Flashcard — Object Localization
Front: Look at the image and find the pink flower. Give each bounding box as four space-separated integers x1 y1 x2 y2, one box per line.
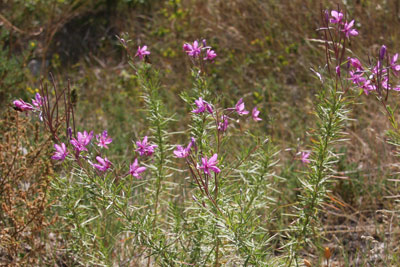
342 20 358 38
348 57 363 70
174 138 195 158
349 71 365 85
390 54 400 75
183 43 191 52
173 145 190 158
218 115 229 132
371 61 387 78
135 45 150 60
129 158 146 179
183 40 201 58
51 143 68 161
204 49 217 61
96 130 113 149
301 151 310 164
93 156 112 172
192 97 213 114
32 93 44 108
232 98 249 116
198 154 221 175
13 99 34 112
335 66 341 77
381 77 399 91
360 80 375 95
136 136 158 156
330 10 343 24
252 107 262 122
70 131 93 152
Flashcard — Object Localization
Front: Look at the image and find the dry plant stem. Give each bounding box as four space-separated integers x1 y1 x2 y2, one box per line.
49 73 59 125
11 181 49 239
39 74 76 145
1 111 54 265
5 112 19 180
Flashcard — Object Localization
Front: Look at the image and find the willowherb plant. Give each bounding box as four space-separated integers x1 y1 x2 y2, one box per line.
337 13 400 251
284 7 400 265
7 31 282 264
164 39 285 265
14 7 399 263
286 8 359 265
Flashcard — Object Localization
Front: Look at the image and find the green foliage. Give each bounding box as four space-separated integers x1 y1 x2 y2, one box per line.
288 79 351 264
0 30 32 105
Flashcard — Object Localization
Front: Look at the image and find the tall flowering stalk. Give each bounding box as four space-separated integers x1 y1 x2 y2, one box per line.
137 63 170 212
134 59 175 264
11 75 135 264
173 38 277 265
288 9 354 264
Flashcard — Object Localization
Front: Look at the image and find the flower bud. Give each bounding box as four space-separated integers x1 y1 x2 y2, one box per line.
336 65 341 77
379 45 387 61
67 127 72 140
324 10 330 24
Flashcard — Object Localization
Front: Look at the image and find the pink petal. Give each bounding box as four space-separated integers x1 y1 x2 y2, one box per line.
136 167 146 173
210 166 221 173
209 154 218 164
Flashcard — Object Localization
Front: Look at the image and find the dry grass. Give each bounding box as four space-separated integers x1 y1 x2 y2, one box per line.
0 111 56 265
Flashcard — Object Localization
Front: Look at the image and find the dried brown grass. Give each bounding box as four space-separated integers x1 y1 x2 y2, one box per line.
0 111 56 266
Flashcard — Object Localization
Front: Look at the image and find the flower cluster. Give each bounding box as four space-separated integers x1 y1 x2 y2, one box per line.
348 46 400 95
136 136 158 156
96 130 113 149
12 86 157 181
173 137 195 159
71 131 94 153
54 130 150 177
322 10 400 96
183 39 217 62
227 98 262 123
174 95 263 183
192 97 213 114
328 10 358 38
192 97 262 131
13 93 44 116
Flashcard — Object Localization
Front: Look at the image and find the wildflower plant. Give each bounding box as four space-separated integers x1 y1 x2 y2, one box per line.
287 9 357 264
160 39 282 265
11 6 400 264
8 31 280 264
